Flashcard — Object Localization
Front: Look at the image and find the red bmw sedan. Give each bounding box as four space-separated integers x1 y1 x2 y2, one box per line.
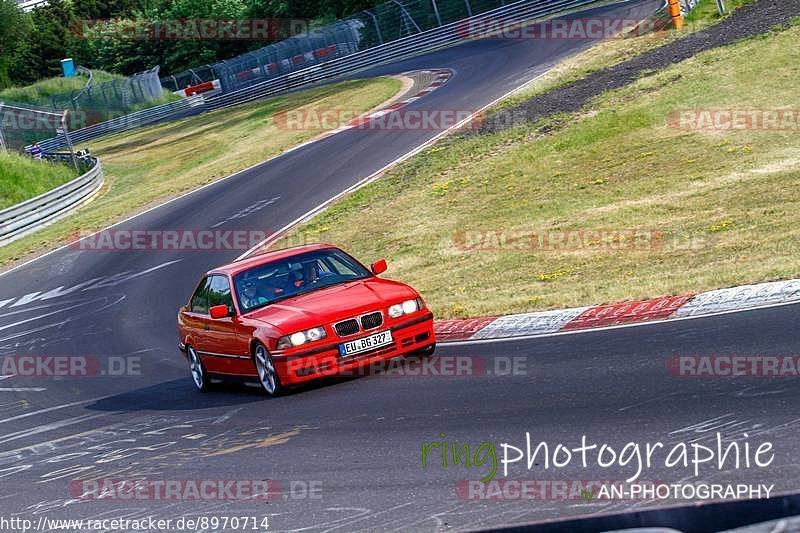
177 243 435 395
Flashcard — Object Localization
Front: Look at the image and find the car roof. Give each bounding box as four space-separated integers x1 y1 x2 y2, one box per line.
209 243 338 277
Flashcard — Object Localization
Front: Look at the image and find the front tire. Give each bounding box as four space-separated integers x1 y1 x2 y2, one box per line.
254 342 284 396
188 346 211 392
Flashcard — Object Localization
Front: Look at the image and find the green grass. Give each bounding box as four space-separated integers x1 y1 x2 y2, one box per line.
684 0 753 23
276 23 800 319
0 76 402 266
496 0 754 113
0 152 77 210
0 71 120 106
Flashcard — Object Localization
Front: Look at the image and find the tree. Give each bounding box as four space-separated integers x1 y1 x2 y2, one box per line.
71 0 141 19
13 0 78 83
0 0 30 88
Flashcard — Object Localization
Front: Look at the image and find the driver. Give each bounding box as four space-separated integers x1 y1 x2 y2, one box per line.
240 273 268 310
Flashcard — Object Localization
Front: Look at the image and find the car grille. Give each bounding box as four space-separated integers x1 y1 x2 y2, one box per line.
360 311 383 330
334 319 359 337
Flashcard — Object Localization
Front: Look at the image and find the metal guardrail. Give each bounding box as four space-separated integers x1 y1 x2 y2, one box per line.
36 96 205 151
0 157 104 246
205 0 606 111
35 0 605 152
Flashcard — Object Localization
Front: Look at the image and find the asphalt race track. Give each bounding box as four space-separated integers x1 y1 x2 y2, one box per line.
4 0 799 530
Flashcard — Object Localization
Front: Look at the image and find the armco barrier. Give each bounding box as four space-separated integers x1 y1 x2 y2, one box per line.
35 0 620 152
0 157 104 246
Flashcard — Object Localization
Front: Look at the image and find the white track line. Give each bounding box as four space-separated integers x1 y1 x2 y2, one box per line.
0 398 96 424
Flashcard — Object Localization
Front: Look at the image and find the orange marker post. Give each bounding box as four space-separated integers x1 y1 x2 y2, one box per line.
668 0 684 29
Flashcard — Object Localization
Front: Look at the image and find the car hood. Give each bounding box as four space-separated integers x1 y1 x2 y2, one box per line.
244 278 418 333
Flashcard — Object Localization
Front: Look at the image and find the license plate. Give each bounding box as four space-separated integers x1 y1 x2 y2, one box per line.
339 330 393 356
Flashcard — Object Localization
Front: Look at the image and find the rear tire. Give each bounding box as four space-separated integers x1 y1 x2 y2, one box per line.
254 342 284 396
188 346 211 392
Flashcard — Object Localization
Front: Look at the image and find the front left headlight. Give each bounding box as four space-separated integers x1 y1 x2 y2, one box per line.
388 298 424 318
276 326 327 349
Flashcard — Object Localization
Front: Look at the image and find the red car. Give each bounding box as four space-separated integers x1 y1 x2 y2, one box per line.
177 243 435 395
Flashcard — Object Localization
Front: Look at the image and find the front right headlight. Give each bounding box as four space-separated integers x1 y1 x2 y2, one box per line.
276 326 327 349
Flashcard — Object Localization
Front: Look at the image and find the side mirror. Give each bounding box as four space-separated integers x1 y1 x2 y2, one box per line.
209 304 230 319
370 258 387 275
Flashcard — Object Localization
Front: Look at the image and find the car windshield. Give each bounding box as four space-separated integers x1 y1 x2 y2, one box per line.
233 248 373 313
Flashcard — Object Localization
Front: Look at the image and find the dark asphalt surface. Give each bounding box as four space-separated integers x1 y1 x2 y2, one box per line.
3 1 797 531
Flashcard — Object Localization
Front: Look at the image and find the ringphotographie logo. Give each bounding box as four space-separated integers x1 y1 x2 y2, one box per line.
421 432 775 484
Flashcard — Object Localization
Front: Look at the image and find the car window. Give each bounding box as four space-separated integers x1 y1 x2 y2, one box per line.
323 255 360 277
208 275 235 314
233 248 372 313
190 277 210 314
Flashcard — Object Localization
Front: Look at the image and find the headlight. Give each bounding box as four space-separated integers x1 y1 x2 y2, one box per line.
388 298 423 318
402 299 419 314
277 326 327 349
388 304 404 318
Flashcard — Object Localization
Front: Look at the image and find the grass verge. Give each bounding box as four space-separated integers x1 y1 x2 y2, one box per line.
0 152 77 210
277 20 800 319
496 0 755 112
0 76 401 267
0 71 120 105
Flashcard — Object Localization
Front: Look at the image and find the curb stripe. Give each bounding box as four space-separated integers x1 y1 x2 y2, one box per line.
433 279 800 343
562 294 693 331
340 69 453 132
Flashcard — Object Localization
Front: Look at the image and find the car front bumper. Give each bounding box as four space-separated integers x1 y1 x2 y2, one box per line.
273 311 435 386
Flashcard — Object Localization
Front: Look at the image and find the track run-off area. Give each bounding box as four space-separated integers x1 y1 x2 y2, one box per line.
3 1 800 531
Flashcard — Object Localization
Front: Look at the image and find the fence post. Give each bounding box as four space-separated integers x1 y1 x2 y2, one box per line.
60 111 79 173
431 0 443 26
464 0 473 17
366 10 384 44
0 103 6 152
715 0 726 14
